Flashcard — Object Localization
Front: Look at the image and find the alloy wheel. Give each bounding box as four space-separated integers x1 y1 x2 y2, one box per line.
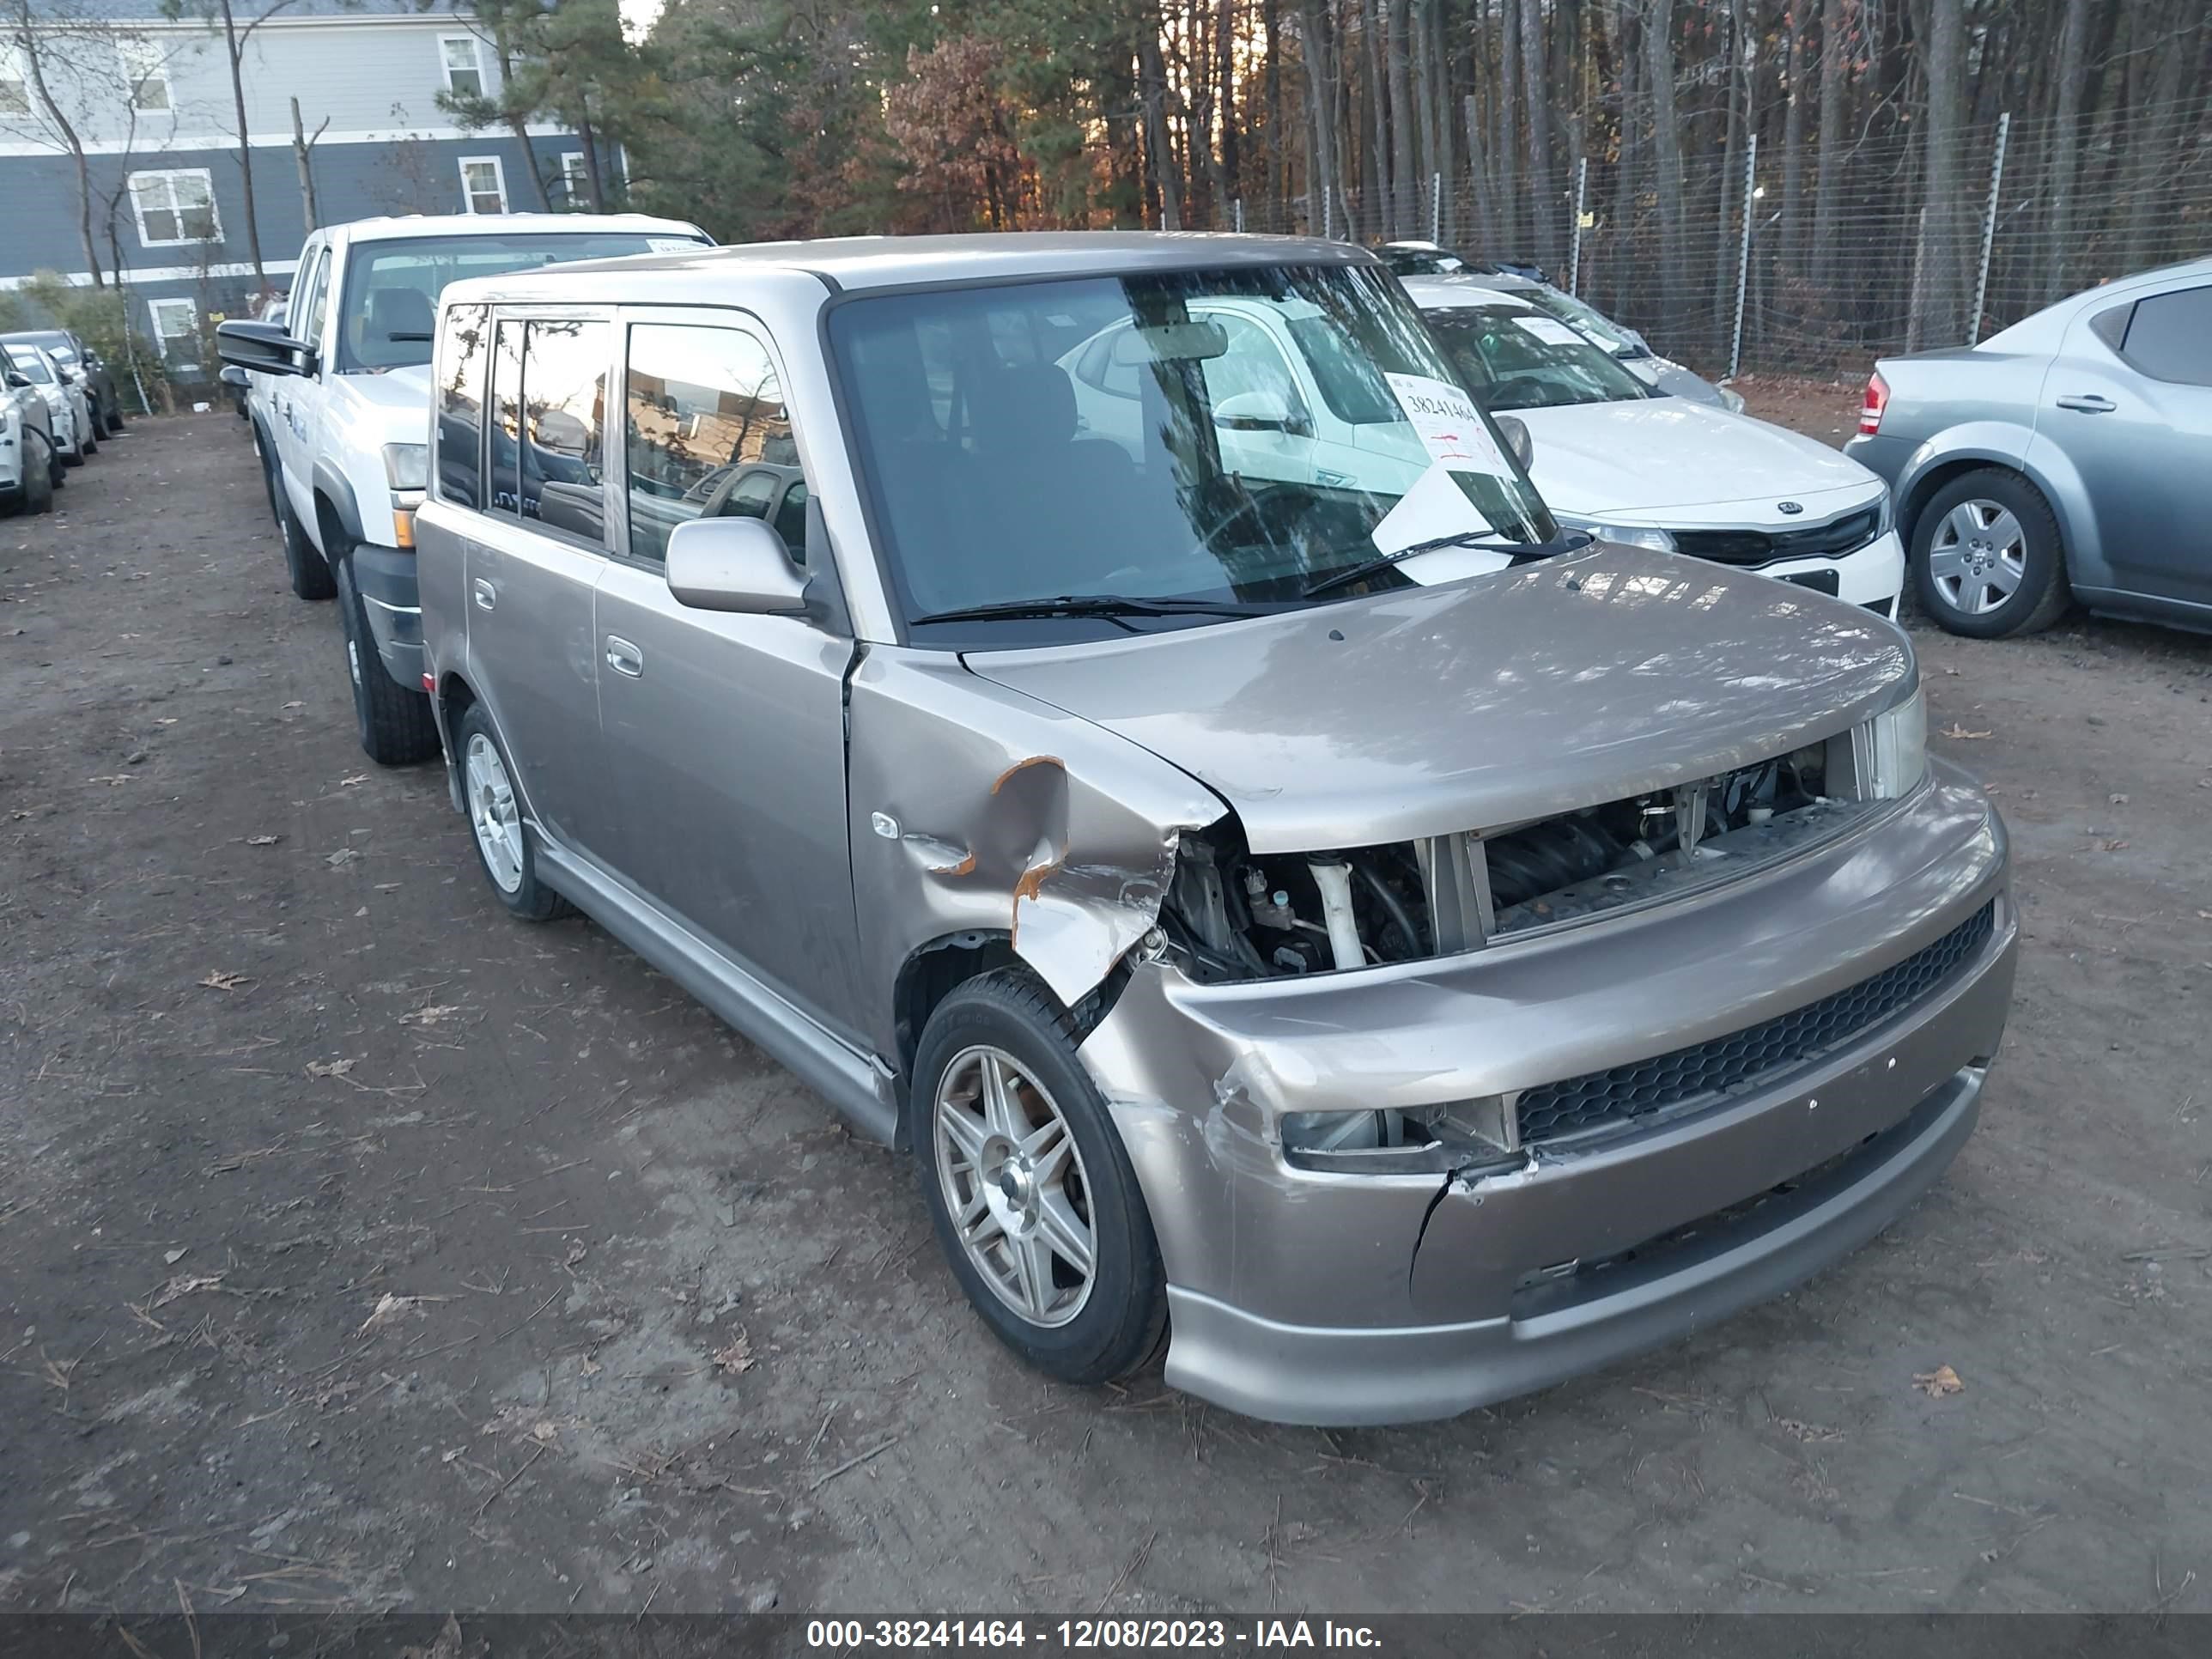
933 1044 1097 1328
1927 498 2027 615
465 732 526 894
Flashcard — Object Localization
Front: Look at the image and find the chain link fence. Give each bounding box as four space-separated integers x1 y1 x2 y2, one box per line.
1230 94 2212 380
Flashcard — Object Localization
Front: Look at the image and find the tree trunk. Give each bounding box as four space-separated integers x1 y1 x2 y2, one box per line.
576 116 608 210
1809 0 1846 289
1711 3 1744 362
1137 21 1183 229
1385 0 1417 234
11 0 107 286
2040 0 2089 301
1358 0 1389 234
1498 0 1522 255
1303 0 1340 232
1519 0 1560 270
1918 0 1966 344
1779 0 1807 277
217 0 266 287
1644 0 1684 328
1462 92 1493 250
290 97 320 232
1266 0 1285 224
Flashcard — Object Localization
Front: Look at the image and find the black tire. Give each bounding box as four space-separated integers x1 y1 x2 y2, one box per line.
909 970 1168 1387
79 423 95 457
276 483 336 600
20 432 55 514
333 553 440 767
453 702 574 921
46 429 66 489
1910 467 2071 640
104 401 125 436
59 434 84 468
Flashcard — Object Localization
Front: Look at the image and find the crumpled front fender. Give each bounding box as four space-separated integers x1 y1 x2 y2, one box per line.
845 646 1225 1061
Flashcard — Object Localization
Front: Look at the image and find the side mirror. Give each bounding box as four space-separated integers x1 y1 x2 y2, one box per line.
1494 414 1535 471
216 318 314 379
665 515 808 615
218 365 249 388
4 371 28 391
1213 389 1311 437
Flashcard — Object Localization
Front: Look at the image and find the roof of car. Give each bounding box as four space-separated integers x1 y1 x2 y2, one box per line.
441 232 1374 306
328 212 709 246
1396 276 1538 311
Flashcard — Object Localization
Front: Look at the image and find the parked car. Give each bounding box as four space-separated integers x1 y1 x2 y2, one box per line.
1 358 63 516
215 211 712 766
1375 239 1548 283
1 327 125 436
415 233 2014 1427
3 342 94 466
1402 280 1905 614
1443 270 1746 411
1847 257 2212 639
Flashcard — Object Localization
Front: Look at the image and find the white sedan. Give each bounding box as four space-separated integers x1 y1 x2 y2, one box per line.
1401 277 1903 614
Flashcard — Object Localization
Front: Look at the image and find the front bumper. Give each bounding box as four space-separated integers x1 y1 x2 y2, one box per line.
351 543 423 692
1759 527 1905 611
1079 764 2014 1425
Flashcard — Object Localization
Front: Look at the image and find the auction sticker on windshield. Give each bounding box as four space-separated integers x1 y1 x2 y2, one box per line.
1514 316 1590 348
1385 373 1510 476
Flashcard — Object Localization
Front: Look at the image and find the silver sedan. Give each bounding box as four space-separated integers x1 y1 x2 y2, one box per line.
1847 255 2212 638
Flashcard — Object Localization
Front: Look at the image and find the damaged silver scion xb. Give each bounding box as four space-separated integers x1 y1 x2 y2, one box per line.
414 234 2016 1425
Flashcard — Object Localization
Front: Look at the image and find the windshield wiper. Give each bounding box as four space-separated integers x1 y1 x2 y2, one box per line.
909 593 1275 628
1302 528 1585 599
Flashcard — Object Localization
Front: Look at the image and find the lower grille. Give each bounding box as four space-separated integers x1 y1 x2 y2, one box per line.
1674 503 1883 568
1516 902 1996 1146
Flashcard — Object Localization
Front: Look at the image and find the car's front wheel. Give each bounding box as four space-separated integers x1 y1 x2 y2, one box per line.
910 971 1167 1387
16 431 55 514
1911 468 2071 638
333 552 439 766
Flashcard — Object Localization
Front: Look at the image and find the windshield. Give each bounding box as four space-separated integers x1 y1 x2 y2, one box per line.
338 230 707 371
830 263 1555 641
1424 305 1654 410
1516 286 1647 358
5 348 53 385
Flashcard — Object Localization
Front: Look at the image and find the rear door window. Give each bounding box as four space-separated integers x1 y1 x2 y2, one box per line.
516 318 611 546
434 302 489 507
2118 287 2212 386
489 320 522 514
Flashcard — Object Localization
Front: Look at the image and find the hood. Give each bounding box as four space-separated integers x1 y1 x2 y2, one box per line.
1517 398 1879 518
332 363 435 443
965 544 1912 854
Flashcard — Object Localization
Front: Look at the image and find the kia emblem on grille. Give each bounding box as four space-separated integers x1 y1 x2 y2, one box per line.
1778 501 1805 514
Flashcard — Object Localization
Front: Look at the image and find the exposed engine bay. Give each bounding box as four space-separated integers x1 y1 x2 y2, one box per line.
1161 738 1878 983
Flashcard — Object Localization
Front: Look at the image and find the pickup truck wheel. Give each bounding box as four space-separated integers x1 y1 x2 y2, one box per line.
1911 468 2070 639
454 705 574 921
911 971 1167 1386
334 554 440 766
276 485 336 600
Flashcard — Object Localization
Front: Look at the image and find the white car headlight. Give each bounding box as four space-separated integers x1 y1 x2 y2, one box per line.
1553 514 1677 554
382 442 428 490
1864 685 1928 799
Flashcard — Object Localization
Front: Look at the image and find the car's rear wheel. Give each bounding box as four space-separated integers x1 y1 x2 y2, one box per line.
334 551 439 766
104 399 125 436
910 971 1167 1387
454 704 574 921
276 483 336 600
1911 468 2070 639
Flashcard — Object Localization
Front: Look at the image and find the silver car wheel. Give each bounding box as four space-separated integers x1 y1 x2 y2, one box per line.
933 1044 1096 1328
464 732 526 894
1927 498 2027 615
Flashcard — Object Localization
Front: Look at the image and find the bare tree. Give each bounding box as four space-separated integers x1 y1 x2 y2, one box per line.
4 0 107 284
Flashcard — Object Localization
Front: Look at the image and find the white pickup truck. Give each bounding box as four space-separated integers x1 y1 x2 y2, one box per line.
217 211 711 763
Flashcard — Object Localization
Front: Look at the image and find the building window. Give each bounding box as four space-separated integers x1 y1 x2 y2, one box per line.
149 297 198 356
458 155 507 215
116 34 169 112
560 151 590 208
1 46 32 116
440 34 484 99
128 169 219 246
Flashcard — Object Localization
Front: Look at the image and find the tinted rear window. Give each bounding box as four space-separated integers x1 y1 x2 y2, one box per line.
2120 287 2212 386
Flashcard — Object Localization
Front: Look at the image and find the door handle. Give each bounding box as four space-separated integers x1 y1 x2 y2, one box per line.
605 635 644 678
2053 393 2116 413
472 578 496 611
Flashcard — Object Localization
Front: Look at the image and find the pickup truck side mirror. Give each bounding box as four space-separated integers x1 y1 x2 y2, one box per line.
1494 414 1535 471
665 515 808 615
216 319 315 379
1213 389 1311 437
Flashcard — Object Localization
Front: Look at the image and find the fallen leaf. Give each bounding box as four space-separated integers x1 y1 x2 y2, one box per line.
306 1058 357 1079
199 969 252 991
400 1004 469 1025
1912 1364 1965 1397
563 1239 588 1269
246 834 281 847
711 1333 756 1376
529 1419 561 1444
339 774 369 787
155 717 179 725
1937 725 1993 740
162 1248 188 1265
152 1273 225 1307
579 1353 602 1376
326 847 362 866
283 701 305 710
87 775 133 785
2107 793 2129 805
2100 839 2130 852
359 1292 434 1334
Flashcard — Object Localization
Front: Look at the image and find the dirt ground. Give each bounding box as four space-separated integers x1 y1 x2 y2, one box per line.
2 406 2208 1619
